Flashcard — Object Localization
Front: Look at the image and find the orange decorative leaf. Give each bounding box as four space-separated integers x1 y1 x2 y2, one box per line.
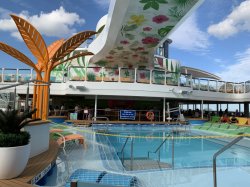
10 14 49 63
51 31 96 62
0 42 39 72
52 51 93 69
47 39 64 59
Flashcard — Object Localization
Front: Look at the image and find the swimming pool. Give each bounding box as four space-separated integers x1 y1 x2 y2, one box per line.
93 125 250 169
41 123 250 187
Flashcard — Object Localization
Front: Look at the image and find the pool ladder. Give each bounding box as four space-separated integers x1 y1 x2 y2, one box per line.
147 134 175 168
213 135 245 187
117 137 134 170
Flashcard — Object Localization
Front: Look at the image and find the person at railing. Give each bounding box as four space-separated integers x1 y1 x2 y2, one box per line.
230 115 238 123
220 114 230 123
60 104 65 116
83 106 89 120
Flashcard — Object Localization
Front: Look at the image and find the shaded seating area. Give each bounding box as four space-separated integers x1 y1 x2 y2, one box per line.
65 169 139 187
193 117 250 135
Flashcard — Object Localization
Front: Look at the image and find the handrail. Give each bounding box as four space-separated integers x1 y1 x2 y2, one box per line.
213 136 244 187
117 137 130 165
148 134 171 163
0 79 50 90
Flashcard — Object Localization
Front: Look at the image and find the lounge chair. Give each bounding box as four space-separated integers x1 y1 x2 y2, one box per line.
66 169 139 187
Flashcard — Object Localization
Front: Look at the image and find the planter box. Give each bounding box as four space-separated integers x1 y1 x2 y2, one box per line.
24 121 50 158
0 143 30 179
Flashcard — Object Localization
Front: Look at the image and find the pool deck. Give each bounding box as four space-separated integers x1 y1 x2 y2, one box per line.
0 141 59 187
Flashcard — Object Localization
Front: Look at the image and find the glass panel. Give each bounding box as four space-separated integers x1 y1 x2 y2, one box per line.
218 81 225 93
199 79 208 91
152 70 165 85
192 78 199 90
209 80 217 92
18 69 32 82
3 69 17 82
69 66 85 81
50 69 64 83
179 74 191 87
245 81 250 93
137 69 150 84
103 67 119 82
226 82 234 93
87 67 102 82
120 68 135 83
166 72 178 86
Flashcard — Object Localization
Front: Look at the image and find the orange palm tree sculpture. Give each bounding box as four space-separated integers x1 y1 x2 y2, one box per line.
0 15 96 120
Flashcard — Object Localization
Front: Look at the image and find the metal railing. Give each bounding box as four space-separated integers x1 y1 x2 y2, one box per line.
1 68 249 94
0 79 49 111
147 134 175 168
213 136 245 187
117 137 130 165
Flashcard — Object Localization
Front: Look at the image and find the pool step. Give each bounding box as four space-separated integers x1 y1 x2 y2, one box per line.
123 159 172 171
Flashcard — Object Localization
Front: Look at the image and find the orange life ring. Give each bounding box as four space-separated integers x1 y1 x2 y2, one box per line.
146 111 154 121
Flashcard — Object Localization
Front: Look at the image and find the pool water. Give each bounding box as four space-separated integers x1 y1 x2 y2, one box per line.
40 124 250 187
94 125 250 169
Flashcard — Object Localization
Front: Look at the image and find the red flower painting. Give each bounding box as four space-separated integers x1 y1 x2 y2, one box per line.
152 15 169 24
120 40 129 45
142 36 159 45
143 27 152 31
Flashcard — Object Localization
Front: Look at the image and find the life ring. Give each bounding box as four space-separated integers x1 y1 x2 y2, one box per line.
146 111 154 121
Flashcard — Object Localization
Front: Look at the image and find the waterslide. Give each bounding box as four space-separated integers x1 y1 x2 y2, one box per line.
88 0 203 68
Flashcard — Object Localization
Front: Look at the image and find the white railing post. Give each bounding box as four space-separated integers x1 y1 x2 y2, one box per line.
134 68 137 83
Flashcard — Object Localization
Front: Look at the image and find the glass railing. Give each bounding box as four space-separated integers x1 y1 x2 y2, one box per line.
1 67 250 95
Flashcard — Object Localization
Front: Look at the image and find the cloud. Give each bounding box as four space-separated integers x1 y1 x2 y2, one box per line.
208 0 250 39
0 7 11 19
93 0 110 8
169 13 210 52
216 47 250 82
0 6 85 40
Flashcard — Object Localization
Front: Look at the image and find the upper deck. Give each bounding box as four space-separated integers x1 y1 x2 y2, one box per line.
0 67 249 103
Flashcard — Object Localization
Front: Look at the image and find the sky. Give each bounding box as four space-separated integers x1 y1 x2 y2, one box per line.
0 0 250 82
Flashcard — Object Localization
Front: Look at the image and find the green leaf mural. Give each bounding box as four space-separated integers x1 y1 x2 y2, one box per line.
158 26 174 37
169 7 184 20
140 0 168 10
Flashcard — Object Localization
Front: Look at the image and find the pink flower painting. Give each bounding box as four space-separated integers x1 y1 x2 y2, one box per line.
142 36 159 45
152 15 169 24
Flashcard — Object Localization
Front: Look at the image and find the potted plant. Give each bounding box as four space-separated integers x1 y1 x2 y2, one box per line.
0 109 39 179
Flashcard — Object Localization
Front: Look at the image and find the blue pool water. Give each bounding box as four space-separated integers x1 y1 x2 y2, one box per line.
40 124 250 187
94 125 250 169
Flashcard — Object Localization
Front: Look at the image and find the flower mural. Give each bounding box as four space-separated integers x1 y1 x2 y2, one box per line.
90 0 199 69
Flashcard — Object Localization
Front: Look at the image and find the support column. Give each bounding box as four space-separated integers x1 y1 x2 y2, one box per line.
163 98 166 122
201 100 204 119
244 102 249 117
94 95 98 121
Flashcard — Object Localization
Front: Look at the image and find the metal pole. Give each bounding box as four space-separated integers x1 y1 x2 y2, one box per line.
40 88 44 118
94 95 98 121
13 87 16 110
201 100 204 119
172 135 174 169
25 83 29 111
130 138 134 171
213 136 244 187
163 98 166 122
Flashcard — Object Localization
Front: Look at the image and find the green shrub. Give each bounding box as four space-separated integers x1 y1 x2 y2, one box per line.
0 109 40 147
0 132 30 147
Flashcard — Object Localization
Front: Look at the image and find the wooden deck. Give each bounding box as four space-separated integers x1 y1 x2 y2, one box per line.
0 141 59 187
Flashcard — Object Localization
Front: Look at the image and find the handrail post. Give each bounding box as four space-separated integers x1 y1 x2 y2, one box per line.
172 134 174 169
158 150 160 162
213 136 244 187
130 138 134 171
